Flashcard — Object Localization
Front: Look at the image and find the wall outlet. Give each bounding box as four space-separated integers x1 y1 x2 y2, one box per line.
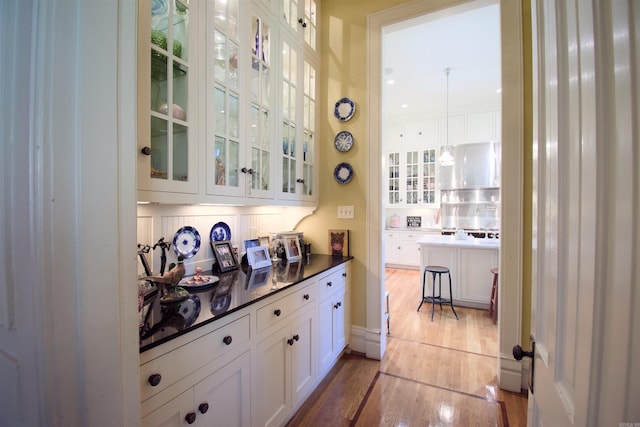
337 205 355 219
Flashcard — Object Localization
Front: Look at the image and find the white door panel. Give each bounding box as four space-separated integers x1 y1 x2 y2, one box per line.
529 0 639 426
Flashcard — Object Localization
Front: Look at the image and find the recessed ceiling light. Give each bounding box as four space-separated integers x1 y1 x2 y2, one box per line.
387 79 395 85
401 104 408 108
496 88 502 93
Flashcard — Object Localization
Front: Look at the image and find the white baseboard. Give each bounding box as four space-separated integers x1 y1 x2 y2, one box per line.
349 325 366 354
499 354 524 392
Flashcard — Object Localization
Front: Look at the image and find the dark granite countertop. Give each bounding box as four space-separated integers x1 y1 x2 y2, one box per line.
139 255 352 353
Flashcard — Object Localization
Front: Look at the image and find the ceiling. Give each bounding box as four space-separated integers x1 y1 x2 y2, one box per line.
382 2 500 122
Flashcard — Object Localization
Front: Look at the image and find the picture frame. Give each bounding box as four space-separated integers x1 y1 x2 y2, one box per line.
211 240 239 272
244 238 260 252
284 236 302 261
258 235 270 248
246 246 271 269
329 229 349 258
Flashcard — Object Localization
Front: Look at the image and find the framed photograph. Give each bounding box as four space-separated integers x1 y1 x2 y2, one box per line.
285 261 302 282
211 240 239 272
258 235 270 247
284 236 302 261
247 246 271 269
244 238 259 252
329 229 349 257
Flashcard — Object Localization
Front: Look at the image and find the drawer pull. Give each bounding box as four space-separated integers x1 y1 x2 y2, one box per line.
223 335 233 345
334 303 339 309
287 337 295 346
185 412 197 424
198 402 209 414
274 309 282 317
303 294 310 300
293 334 300 342
326 281 332 287
342 272 347 278
148 373 162 387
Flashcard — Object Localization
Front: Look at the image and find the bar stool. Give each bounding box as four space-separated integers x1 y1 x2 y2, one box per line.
418 265 459 321
488 268 499 324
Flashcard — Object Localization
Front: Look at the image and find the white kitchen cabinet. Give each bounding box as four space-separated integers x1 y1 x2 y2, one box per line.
140 314 251 426
138 0 319 206
385 148 438 207
401 231 424 267
385 230 436 270
137 0 200 196
418 237 499 309
317 265 349 376
384 231 402 265
256 308 316 427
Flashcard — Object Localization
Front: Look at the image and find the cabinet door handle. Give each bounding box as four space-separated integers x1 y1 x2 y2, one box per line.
298 18 307 28
148 373 162 387
293 334 300 341
141 146 152 156
198 402 209 414
274 309 282 317
185 412 197 424
296 178 305 183
223 335 233 345
303 294 310 300
342 272 347 278
326 281 332 287
287 337 295 345
334 303 339 309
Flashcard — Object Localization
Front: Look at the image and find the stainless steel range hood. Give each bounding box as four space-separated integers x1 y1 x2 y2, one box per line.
438 142 501 232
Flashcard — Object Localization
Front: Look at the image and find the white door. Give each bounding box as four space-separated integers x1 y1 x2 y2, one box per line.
529 1 639 425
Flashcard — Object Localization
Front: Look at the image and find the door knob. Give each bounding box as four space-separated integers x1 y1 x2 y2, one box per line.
512 344 533 360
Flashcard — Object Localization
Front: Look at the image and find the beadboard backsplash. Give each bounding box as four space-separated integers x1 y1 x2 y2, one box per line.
137 204 314 277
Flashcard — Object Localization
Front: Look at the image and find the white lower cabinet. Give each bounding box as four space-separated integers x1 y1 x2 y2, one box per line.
317 267 348 377
256 308 316 427
139 261 351 427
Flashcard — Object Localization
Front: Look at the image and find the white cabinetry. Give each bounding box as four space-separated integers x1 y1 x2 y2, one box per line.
317 263 350 376
137 0 319 206
385 230 437 270
255 281 316 427
419 240 498 309
385 148 438 206
140 313 250 426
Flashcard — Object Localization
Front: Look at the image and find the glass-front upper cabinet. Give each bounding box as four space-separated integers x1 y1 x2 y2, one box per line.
422 148 437 204
281 0 318 52
385 149 438 206
279 35 317 201
138 0 198 195
387 152 400 205
207 3 273 199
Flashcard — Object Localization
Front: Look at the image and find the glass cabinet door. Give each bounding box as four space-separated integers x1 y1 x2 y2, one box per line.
387 152 400 205
281 0 317 52
300 60 316 198
281 40 298 196
248 15 273 197
207 0 241 195
405 150 419 204
422 148 437 204
140 0 196 193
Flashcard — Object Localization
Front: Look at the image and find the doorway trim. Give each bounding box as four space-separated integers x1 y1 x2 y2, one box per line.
366 0 524 392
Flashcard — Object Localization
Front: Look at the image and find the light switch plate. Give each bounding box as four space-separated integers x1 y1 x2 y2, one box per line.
337 205 355 219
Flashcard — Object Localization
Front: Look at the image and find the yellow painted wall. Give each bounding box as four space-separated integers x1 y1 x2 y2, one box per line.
298 0 533 346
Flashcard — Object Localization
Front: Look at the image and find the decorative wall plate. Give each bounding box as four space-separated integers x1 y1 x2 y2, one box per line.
210 222 231 242
172 226 201 259
334 131 354 152
334 162 354 184
334 97 355 121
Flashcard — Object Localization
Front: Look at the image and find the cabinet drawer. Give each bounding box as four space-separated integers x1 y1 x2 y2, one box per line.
140 314 250 402
318 267 347 301
256 283 315 333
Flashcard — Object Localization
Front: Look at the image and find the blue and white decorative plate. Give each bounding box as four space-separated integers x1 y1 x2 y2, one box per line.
334 162 354 184
334 97 355 121
178 295 202 328
334 131 354 152
172 226 201 259
210 222 231 242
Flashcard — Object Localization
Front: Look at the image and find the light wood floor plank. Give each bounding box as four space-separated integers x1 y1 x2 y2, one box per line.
287 268 528 427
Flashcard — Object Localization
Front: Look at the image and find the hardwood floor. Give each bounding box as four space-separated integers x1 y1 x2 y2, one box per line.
286 268 528 426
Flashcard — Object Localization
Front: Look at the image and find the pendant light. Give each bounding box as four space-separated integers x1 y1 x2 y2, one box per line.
439 67 455 166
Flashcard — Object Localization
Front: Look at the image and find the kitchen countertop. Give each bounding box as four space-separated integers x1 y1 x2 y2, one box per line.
385 227 442 232
416 234 500 249
139 254 352 352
